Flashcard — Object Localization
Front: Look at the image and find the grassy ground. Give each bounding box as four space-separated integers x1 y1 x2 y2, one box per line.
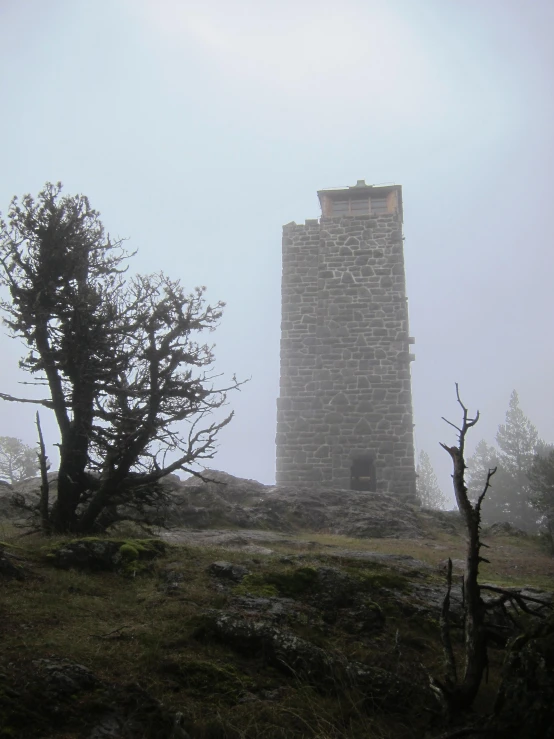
0 520 552 738
293 530 554 588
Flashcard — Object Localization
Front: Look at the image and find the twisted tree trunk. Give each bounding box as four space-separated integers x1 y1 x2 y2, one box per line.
439 385 496 713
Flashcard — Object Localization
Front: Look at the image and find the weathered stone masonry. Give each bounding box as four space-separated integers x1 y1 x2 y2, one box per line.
276 181 416 499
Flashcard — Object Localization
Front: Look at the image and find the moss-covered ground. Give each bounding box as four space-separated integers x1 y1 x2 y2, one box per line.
0 520 552 738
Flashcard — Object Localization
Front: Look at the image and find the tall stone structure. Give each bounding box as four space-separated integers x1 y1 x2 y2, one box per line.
276 180 416 499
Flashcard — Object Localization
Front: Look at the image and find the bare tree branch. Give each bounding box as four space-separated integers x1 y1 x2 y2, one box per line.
35 411 50 533
438 385 494 714
0 392 54 408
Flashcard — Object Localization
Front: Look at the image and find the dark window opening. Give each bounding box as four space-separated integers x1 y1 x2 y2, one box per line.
350 456 376 491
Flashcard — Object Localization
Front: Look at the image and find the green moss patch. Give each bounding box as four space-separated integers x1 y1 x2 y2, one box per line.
235 566 319 599
42 537 167 574
354 569 410 592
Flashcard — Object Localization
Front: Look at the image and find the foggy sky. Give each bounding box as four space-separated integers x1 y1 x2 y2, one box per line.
0 0 553 505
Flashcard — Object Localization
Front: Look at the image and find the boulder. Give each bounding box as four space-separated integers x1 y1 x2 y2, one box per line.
230 594 317 625
194 610 431 711
208 560 250 582
484 521 528 537
1 658 190 739
33 658 99 696
0 547 27 580
181 470 266 504
169 475 427 538
2 470 459 540
46 538 166 572
0 473 57 524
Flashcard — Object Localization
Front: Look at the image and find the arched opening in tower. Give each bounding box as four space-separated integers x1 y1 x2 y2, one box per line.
350 456 376 492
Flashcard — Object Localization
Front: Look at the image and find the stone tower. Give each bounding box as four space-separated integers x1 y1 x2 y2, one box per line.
276 180 416 499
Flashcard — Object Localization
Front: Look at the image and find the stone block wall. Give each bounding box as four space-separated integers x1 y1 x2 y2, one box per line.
276 210 416 499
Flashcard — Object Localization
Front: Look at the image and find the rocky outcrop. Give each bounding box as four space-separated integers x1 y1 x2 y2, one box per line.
484 521 529 537
0 469 467 542
1 515 552 739
193 610 429 711
0 472 57 524
245 485 425 538
0 546 27 580
208 560 250 582
1 470 443 538
0 658 190 739
149 473 431 538
46 538 166 573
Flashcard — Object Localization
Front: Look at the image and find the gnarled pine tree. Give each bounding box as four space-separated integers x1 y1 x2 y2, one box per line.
0 183 241 533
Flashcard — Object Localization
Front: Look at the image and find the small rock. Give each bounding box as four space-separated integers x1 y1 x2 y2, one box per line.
208 561 250 582
48 538 165 572
0 549 26 580
340 599 385 634
32 658 99 695
262 687 287 701
238 691 259 704
89 714 123 739
158 566 186 594
437 558 465 574
484 521 528 537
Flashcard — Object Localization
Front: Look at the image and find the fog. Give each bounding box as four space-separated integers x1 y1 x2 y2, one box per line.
0 0 553 505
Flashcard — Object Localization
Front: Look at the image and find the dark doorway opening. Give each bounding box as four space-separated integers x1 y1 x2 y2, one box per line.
350 456 376 491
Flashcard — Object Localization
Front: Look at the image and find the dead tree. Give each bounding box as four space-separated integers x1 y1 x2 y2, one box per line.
35 412 51 534
437 385 552 719
438 384 496 712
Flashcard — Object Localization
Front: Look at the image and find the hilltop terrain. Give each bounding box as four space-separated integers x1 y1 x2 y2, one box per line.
1 473 553 738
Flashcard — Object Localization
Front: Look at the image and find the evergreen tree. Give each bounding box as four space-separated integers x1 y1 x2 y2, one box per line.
466 439 498 504
496 391 538 476
479 391 540 531
416 450 448 509
527 448 554 552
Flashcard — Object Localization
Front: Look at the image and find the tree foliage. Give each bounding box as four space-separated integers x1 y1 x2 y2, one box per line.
0 436 38 484
496 391 539 475
465 439 498 504
465 391 540 531
0 183 241 533
416 450 448 509
527 449 554 552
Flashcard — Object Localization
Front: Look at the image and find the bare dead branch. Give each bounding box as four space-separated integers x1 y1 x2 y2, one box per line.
0 392 54 408
476 468 497 512
35 411 50 533
481 585 552 616
441 417 462 434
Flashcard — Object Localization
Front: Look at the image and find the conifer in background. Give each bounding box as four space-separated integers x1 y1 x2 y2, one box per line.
416 450 448 509
466 391 541 531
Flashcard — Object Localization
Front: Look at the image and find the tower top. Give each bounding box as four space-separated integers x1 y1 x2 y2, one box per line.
317 181 402 220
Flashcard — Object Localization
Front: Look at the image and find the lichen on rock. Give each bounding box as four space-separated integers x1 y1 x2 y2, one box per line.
44 538 166 573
